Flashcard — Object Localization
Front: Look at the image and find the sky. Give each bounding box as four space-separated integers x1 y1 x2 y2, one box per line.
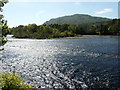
2 0 119 27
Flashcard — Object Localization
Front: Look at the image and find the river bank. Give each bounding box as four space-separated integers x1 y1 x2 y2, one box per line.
63 35 120 39
7 35 120 40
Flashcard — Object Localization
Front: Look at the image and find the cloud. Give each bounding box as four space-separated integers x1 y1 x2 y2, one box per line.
9 0 119 2
95 8 112 14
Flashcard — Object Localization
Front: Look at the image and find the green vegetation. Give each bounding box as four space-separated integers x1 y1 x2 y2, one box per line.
44 14 110 25
10 24 75 39
10 19 120 39
0 0 9 46
0 71 36 90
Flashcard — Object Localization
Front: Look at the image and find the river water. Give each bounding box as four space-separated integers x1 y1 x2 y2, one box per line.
1 36 120 89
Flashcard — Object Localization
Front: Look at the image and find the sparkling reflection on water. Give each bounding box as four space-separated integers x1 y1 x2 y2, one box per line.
1 37 120 89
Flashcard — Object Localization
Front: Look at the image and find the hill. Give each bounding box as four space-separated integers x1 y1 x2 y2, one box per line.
44 14 110 25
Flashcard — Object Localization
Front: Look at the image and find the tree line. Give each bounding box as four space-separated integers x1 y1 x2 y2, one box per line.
10 19 120 39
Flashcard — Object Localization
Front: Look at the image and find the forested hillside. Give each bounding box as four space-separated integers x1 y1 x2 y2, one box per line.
44 14 110 25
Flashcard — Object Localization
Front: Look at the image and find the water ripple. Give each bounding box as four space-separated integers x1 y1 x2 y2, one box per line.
1 38 120 89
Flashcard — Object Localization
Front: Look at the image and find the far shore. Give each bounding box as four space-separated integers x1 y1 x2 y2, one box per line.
7 35 120 40
57 35 120 39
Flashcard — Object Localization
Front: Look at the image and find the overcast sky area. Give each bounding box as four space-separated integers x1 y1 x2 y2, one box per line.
2 0 119 27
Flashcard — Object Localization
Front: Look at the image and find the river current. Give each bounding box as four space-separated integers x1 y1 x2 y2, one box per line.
0 36 120 89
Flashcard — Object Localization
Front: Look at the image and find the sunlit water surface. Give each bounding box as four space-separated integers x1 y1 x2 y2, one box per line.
1 37 120 89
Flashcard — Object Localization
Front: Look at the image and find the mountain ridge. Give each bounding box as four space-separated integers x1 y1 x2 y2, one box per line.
44 14 110 25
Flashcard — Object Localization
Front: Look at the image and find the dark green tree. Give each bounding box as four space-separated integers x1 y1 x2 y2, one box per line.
87 24 97 35
2 20 9 37
0 0 8 46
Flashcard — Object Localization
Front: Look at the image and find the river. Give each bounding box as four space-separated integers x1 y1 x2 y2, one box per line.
0 36 120 89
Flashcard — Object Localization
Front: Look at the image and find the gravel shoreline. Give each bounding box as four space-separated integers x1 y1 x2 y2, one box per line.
64 35 120 39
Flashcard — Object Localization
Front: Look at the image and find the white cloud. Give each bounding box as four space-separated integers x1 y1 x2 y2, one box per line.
95 8 112 14
9 0 119 2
